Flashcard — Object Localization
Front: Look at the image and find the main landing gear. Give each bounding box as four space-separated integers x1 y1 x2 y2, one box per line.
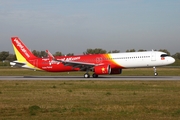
92 73 98 78
84 73 90 78
153 66 158 76
84 73 98 78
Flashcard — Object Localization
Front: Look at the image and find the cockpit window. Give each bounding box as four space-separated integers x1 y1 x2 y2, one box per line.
161 54 169 57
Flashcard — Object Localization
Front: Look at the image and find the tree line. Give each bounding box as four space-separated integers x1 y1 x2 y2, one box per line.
0 48 180 62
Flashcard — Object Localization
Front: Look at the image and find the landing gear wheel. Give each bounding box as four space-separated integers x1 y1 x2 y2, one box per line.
154 72 158 76
92 73 98 78
84 73 90 78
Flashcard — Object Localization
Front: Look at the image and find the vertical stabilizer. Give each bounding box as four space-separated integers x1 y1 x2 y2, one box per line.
11 37 37 62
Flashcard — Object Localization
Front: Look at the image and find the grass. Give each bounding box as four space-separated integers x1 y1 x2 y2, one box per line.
0 80 180 119
0 67 180 76
0 67 180 119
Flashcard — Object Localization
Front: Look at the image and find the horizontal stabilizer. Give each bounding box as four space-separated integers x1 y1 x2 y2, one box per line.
10 61 26 67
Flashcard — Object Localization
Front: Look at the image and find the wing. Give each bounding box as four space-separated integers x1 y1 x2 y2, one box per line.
46 50 102 71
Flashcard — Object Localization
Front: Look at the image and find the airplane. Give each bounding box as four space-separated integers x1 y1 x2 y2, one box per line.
10 37 175 78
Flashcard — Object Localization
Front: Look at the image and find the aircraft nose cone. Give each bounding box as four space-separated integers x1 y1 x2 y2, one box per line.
171 57 175 64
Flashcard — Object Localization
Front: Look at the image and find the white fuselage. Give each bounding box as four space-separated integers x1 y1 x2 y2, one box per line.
110 51 175 68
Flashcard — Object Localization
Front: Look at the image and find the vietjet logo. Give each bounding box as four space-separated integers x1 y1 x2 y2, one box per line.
14 38 30 58
102 67 105 73
57 57 81 61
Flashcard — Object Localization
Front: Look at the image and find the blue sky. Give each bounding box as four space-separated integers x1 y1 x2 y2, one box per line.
0 0 180 54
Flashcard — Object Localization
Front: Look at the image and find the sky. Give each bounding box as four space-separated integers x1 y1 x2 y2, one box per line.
0 0 180 55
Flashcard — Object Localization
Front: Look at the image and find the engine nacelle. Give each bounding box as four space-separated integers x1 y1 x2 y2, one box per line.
94 65 111 75
110 68 122 74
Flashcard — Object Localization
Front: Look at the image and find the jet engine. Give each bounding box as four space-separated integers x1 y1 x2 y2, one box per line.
94 65 111 75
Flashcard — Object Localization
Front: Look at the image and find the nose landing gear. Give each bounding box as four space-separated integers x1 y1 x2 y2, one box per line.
153 67 158 76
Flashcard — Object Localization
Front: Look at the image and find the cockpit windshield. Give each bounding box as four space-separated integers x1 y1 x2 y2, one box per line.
160 54 169 57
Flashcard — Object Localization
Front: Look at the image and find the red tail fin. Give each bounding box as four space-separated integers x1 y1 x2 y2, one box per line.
11 37 37 61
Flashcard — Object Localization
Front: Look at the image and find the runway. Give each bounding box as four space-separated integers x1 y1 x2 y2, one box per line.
0 76 180 80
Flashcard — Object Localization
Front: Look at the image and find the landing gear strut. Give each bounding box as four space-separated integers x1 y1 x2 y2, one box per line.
153 66 158 76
